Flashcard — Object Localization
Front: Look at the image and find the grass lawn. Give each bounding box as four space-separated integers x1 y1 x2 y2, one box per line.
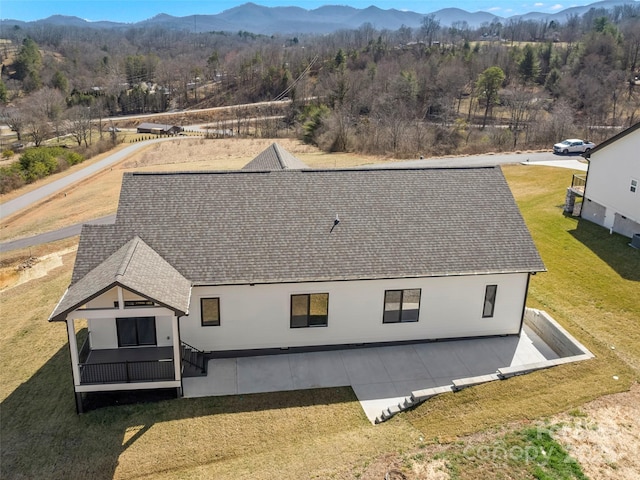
1 161 638 479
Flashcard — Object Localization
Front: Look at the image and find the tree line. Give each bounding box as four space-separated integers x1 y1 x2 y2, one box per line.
1 3 639 158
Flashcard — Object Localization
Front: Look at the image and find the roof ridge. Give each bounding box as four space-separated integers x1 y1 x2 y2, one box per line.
272 143 287 169
116 236 142 279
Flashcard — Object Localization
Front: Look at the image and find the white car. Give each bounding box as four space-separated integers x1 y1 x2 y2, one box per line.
553 138 595 154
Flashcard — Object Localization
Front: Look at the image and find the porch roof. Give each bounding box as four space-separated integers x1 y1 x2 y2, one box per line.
50 236 191 321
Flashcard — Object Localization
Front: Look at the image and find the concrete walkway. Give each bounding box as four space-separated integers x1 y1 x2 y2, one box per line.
521 158 588 171
183 325 557 423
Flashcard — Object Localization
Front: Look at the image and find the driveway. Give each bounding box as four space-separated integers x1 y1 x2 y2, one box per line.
183 324 557 423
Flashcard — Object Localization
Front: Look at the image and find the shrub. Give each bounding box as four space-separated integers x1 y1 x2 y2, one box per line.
0 164 26 193
65 151 84 166
2 149 14 159
0 147 86 194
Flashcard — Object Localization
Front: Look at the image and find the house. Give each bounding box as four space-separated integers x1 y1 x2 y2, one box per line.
50 145 545 412
578 122 640 238
136 123 183 135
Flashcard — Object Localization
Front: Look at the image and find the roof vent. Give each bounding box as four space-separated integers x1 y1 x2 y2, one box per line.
630 233 640 249
330 214 340 233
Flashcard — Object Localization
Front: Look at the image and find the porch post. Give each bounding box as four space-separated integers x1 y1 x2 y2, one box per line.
171 315 182 387
66 318 82 389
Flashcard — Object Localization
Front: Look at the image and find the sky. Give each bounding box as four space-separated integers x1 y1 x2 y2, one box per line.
0 0 603 23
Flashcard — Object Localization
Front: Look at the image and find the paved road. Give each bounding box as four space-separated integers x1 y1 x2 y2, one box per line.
0 137 178 220
0 149 585 252
373 150 581 168
0 214 116 252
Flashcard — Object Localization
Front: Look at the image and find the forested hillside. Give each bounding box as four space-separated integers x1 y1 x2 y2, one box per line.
1 3 639 158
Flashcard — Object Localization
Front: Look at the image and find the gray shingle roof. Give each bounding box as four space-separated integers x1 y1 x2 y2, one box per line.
242 143 309 170
51 236 191 321
69 166 545 289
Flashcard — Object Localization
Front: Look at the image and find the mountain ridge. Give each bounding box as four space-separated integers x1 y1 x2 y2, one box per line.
1 0 637 35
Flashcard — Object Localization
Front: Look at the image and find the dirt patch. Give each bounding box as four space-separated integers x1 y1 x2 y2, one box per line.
357 384 639 479
0 245 77 291
551 383 640 479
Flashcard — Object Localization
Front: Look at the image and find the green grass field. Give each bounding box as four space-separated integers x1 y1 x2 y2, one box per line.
1 164 638 479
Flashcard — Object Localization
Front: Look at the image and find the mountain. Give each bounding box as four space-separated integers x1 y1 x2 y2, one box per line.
1 0 637 35
430 8 500 27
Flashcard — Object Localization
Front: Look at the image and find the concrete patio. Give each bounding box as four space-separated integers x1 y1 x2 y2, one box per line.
183 321 565 423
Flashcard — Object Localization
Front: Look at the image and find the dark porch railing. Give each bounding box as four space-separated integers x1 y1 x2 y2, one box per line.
181 341 207 375
78 336 91 364
79 359 175 385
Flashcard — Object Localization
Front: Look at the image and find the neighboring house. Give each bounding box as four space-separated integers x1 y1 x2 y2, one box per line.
50 145 545 412
136 123 183 135
578 122 640 238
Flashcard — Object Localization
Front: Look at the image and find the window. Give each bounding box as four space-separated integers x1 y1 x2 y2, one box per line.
116 317 156 347
483 285 497 318
114 300 154 308
383 289 421 323
631 178 638 193
290 293 329 328
201 298 220 326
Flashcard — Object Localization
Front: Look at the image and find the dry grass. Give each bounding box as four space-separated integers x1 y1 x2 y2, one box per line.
1 146 639 479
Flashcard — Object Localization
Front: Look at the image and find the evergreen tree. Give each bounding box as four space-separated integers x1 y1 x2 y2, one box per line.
476 66 505 129
14 38 42 92
518 44 540 84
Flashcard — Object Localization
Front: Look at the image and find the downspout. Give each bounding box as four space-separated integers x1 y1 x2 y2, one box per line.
518 273 533 336
177 314 184 397
580 152 591 219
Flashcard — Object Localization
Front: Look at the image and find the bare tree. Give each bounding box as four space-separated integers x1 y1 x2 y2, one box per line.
419 14 441 47
502 87 538 148
2 105 26 141
65 105 92 147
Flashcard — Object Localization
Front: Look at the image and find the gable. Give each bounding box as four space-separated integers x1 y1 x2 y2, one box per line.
242 143 309 170
584 122 640 159
51 236 191 321
70 167 545 287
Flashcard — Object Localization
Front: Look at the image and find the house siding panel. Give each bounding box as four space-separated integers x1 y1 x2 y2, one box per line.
180 273 529 352
583 128 640 236
613 213 640 238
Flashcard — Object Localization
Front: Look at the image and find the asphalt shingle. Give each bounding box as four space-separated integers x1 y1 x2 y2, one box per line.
241 143 309 170
69 166 545 288
51 236 191 321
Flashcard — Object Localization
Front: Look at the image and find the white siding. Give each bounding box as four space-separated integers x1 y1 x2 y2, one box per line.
79 287 175 349
88 315 174 349
584 130 640 229
180 273 529 352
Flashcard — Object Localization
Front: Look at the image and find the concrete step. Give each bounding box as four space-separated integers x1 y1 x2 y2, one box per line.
411 385 453 402
452 373 500 391
401 396 414 408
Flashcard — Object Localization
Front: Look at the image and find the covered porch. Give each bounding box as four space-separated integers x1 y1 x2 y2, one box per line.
78 341 175 385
